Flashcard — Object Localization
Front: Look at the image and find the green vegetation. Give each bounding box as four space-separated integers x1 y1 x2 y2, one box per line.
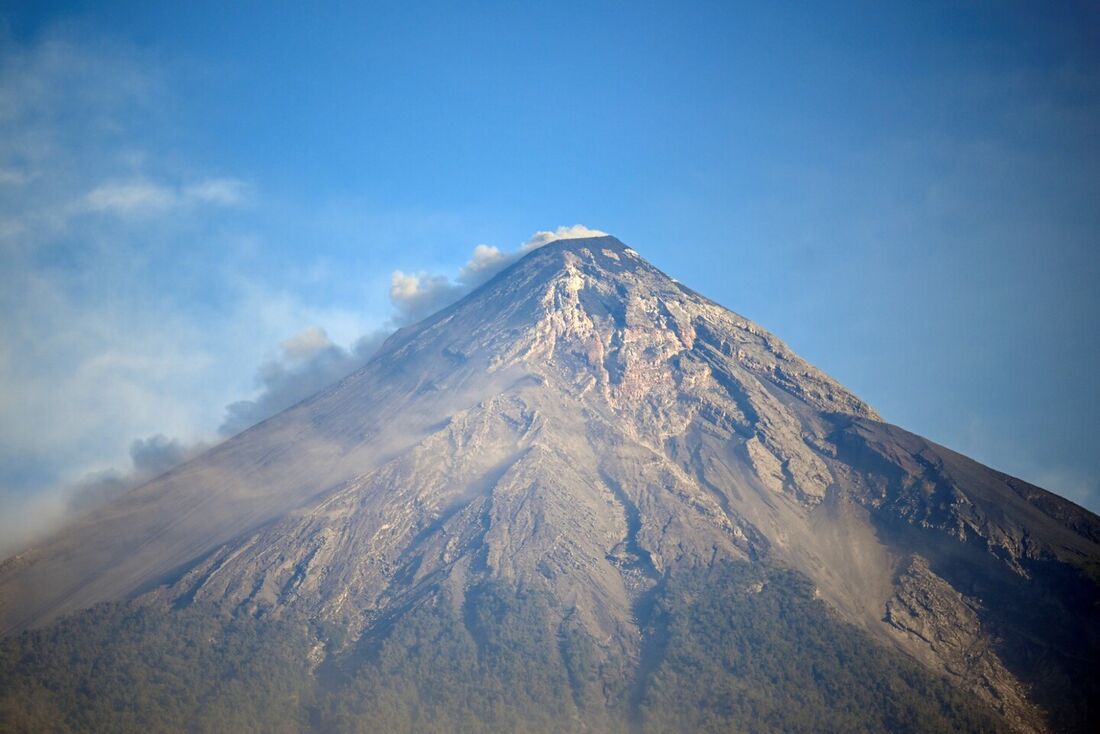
638 562 1006 733
0 602 314 733
318 584 621 733
0 564 1008 733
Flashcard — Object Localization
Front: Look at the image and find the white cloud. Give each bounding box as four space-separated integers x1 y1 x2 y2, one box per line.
219 327 386 437
458 243 508 285
84 179 177 214
280 326 334 360
84 177 249 216
389 270 464 324
390 270 425 301
386 224 609 326
0 167 28 185
184 177 249 206
520 224 608 252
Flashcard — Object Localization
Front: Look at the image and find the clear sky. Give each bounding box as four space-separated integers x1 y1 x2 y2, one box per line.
1 1 1098 548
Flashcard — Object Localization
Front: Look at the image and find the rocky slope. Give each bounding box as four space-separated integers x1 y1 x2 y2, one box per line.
1 235 1097 732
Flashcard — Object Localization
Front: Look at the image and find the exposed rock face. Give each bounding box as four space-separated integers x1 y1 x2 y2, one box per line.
1 236 1097 731
885 556 1043 731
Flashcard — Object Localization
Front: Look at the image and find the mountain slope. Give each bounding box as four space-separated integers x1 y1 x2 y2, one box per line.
2 235 1097 732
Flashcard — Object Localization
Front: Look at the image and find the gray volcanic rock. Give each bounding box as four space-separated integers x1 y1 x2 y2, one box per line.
1 235 1097 732
885 555 1043 731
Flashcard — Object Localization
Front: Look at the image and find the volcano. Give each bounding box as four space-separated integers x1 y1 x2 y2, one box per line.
1 235 1097 732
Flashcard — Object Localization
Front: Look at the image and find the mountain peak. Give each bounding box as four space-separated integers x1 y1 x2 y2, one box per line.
537 232 624 249
376 233 879 430
3 233 1098 732
526 233 639 262
487 232 640 285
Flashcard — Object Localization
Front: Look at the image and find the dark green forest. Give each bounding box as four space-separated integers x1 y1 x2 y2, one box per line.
0 562 1007 733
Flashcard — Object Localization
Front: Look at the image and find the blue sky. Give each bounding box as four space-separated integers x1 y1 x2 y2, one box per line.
1 1 1098 547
